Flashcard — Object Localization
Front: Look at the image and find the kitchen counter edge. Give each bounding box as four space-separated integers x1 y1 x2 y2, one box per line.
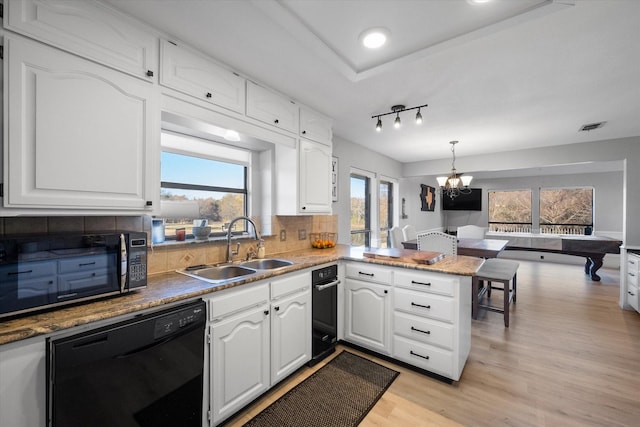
0 245 483 346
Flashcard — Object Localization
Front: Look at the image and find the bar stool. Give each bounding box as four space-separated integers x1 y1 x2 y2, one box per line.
472 259 519 327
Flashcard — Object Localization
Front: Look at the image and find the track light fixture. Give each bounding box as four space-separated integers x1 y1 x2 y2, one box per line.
371 103 428 131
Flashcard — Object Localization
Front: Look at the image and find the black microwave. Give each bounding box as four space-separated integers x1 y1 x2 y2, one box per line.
0 231 147 319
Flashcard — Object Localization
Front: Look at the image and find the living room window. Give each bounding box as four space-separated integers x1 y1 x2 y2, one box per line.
488 190 532 233
160 131 249 239
539 187 593 234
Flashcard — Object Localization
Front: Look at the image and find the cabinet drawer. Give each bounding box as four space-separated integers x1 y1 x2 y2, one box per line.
628 270 639 287
208 282 269 321
394 288 454 323
394 270 457 296
628 254 640 274
345 263 391 285
271 271 310 299
393 335 453 379
627 284 639 311
393 311 454 350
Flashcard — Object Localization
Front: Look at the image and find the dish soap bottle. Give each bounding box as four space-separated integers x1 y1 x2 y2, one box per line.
257 239 265 259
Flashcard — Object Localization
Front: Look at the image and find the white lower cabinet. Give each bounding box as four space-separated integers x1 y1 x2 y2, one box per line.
208 283 270 426
344 263 392 355
270 277 311 385
342 262 471 381
392 270 471 381
208 271 311 425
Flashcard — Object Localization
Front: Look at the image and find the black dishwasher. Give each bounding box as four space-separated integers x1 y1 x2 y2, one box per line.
46 299 206 427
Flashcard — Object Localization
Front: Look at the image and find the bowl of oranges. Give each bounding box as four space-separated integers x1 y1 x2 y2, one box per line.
310 232 336 249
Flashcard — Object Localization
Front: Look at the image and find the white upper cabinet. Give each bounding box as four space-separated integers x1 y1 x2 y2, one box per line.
4 36 158 210
299 107 332 145
246 81 299 134
159 40 245 114
4 0 158 82
299 140 332 214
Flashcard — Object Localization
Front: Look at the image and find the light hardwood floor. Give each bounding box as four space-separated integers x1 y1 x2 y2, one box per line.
223 260 640 426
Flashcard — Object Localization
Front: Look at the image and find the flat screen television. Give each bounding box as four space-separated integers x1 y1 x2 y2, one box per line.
442 188 482 211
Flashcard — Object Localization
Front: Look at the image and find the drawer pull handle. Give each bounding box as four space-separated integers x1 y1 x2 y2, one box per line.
630 273 636 277
629 291 636 296
411 280 431 286
411 302 431 309
263 310 269 316
411 326 431 335
358 271 374 277
410 350 430 360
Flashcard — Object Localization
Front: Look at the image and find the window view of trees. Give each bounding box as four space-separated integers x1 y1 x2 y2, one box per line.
379 180 393 248
488 190 532 232
540 188 593 234
489 187 594 235
350 174 370 246
161 150 247 238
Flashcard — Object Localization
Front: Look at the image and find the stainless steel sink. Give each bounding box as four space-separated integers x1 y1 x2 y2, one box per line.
241 258 294 270
178 265 257 283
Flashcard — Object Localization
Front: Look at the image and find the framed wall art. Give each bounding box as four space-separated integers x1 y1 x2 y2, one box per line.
420 184 436 212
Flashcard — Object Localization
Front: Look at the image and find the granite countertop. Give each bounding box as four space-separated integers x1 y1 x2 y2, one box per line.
0 245 483 346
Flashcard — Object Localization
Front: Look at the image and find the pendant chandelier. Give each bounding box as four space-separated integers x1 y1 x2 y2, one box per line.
436 141 473 199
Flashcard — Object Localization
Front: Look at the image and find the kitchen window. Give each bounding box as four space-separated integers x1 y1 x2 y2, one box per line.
160 131 250 239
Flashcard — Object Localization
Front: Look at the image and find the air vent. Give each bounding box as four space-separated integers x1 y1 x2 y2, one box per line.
579 122 606 132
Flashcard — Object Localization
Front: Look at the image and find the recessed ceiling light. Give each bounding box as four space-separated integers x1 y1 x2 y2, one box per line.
360 28 390 49
467 0 492 4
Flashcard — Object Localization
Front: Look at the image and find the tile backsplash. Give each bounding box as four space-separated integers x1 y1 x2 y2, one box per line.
0 214 338 275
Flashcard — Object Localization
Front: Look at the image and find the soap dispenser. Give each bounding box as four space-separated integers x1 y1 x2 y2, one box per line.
257 239 265 259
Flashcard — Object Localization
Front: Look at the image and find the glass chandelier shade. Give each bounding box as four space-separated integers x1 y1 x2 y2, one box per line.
437 141 473 199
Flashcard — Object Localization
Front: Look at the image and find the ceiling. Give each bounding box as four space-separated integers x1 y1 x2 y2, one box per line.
105 0 640 165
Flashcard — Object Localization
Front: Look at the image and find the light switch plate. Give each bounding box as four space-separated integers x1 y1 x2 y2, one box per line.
298 229 306 240
280 229 286 241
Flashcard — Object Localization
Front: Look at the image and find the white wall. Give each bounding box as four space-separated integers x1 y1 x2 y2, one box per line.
332 136 402 245
398 176 445 233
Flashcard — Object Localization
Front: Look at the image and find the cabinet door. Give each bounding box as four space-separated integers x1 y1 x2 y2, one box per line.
299 140 332 213
271 289 311 385
344 278 391 354
5 0 157 81
210 306 270 425
299 107 332 145
4 36 157 210
246 81 298 133
160 40 245 113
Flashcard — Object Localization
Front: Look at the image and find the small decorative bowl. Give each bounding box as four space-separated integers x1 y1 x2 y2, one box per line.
192 226 211 241
310 232 336 249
